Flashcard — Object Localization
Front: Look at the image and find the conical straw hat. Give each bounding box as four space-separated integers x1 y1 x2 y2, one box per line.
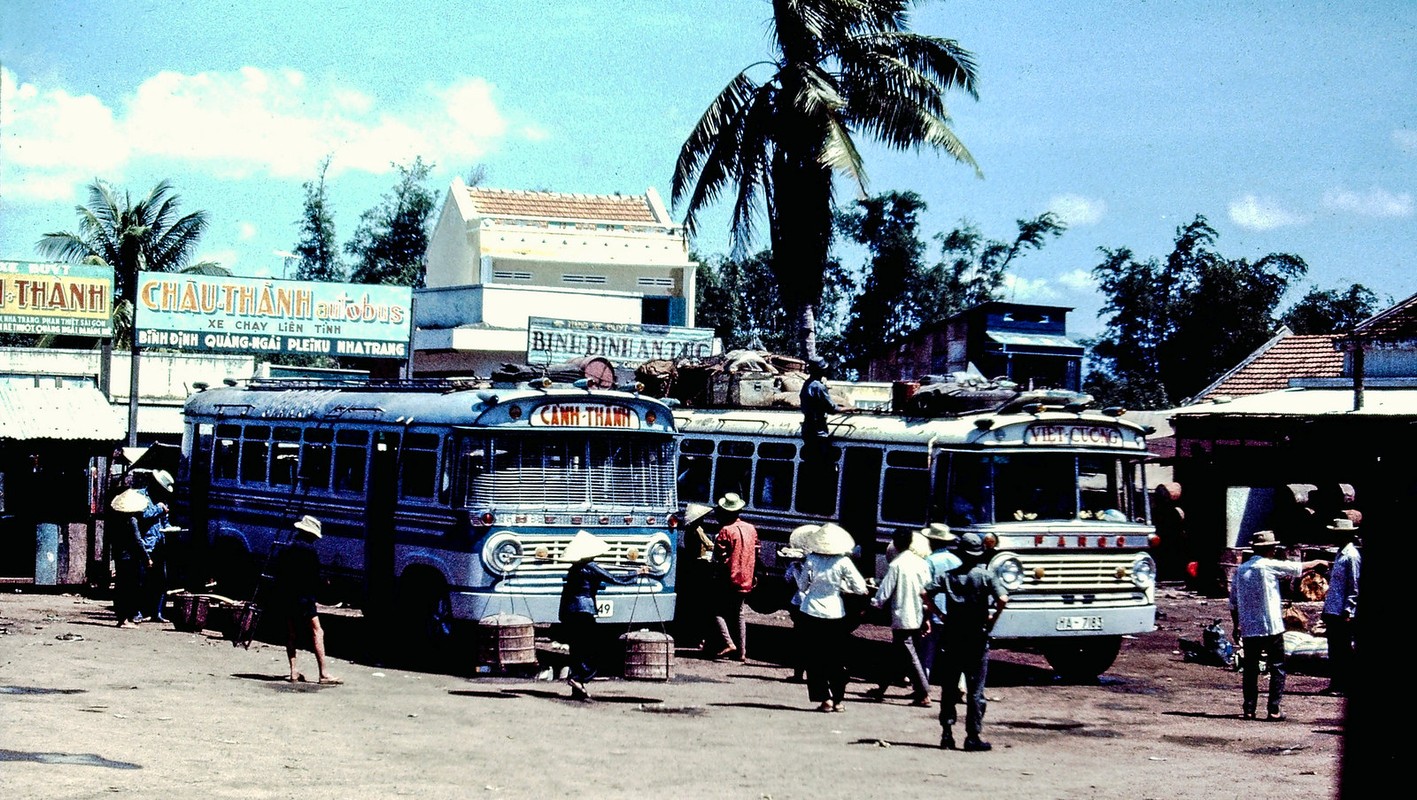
788 524 819 552
804 522 854 556
111 489 150 514
562 530 610 562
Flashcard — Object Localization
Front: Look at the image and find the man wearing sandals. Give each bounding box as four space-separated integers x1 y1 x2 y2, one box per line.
273 516 340 685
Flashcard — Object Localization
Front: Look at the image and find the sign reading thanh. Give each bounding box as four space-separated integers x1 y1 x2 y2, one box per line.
526 316 717 367
134 272 412 358
0 260 114 337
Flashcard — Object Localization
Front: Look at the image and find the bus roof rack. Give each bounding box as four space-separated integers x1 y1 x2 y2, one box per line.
242 377 489 392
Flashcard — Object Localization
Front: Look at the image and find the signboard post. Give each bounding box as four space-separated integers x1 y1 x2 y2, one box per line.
525 316 717 368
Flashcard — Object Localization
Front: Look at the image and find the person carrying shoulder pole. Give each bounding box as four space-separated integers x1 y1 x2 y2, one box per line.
273 516 340 685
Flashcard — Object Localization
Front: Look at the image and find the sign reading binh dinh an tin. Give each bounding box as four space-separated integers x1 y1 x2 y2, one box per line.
526 316 717 368
134 272 412 358
0 260 114 337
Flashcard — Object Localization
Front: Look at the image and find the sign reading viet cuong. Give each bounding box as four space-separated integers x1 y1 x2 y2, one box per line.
134 272 412 358
0 261 114 337
527 316 716 367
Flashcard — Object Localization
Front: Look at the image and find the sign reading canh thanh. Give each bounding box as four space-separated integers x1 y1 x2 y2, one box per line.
0 260 114 336
134 272 412 358
526 316 717 367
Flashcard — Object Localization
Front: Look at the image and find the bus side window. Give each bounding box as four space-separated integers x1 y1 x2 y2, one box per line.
881 449 928 524
271 427 301 486
401 432 440 501
301 428 333 491
334 429 368 494
795 445 839 516
754 441 795 510
240 426 271 485
214 423 241 481
677 438 713 503
713 439 754 502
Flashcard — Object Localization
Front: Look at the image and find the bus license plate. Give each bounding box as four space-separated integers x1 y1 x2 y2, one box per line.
596 600 614 618
1056 615 1103 631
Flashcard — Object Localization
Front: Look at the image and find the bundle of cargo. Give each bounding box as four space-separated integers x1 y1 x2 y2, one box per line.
654 350 851 410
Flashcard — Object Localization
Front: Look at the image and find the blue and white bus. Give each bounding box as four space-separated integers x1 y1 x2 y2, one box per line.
176 378 679 642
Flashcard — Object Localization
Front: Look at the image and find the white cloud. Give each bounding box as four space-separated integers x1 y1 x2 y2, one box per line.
1058 269 1095 291
1227 194 1307 230
1046 194 1106 227
1395 129 1417 154
237 222 258 241
1000 274 1059 302
1 66 527 201
1323 186 1414 218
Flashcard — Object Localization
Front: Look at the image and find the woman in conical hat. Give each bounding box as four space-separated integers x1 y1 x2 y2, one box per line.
793 521 868 712
558 531 646 701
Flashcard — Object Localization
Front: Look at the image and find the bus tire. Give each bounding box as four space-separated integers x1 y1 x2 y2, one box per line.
399 572 455 655
1043 636 1122 682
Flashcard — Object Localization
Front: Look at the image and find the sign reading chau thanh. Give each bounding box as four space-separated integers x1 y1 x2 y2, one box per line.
134 272 412 358
0 261 114 337
526 316 717 367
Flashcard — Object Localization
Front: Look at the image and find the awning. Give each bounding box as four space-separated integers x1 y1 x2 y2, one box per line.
986 331 1084 352
0 386 126 442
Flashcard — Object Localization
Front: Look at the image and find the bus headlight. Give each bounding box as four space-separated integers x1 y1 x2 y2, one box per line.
646 535 673 575
990 554 1025 591
482 532 523 575
1131 554 1157 588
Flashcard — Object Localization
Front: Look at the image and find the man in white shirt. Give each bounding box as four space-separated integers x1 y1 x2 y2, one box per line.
865 528 933 706
1229 530 1324 721
1321 518 1361 695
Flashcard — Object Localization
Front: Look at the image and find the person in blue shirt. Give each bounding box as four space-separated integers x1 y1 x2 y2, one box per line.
1321 518 1361 695
558 531 646 701
799 357 839 464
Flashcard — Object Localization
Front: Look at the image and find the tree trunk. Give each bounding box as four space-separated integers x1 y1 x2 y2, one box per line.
798 303 817 360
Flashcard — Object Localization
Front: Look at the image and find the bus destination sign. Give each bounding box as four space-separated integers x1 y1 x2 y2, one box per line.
530 403 640 430
1023 423 1142 449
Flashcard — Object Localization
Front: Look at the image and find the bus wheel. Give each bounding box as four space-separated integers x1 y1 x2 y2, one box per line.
399 574 455 654
1043 636 1122 682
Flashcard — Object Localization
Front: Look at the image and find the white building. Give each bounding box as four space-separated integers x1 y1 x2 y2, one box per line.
415 179 698 377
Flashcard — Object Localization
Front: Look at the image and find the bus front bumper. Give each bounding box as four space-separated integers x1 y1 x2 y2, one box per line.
989 602 1156 640
451 591 677 626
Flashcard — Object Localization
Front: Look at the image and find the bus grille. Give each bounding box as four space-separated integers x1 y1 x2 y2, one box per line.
472 465 675 509
1012 552 1144 594
499 534 658 589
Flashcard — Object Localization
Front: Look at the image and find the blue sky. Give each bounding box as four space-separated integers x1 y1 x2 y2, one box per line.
3 0 1414 339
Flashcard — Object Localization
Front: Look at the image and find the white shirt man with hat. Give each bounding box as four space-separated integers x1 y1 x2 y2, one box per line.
1320 518 1361 695
1228 530 1323 720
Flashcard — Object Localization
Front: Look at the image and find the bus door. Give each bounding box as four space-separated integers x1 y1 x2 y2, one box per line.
839 447 884 567
364 431 399 625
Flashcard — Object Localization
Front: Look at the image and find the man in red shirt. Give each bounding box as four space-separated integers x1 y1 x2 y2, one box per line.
708 492 758 661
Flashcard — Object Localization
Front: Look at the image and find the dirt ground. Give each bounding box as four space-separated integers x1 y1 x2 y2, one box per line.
2 584 1346 800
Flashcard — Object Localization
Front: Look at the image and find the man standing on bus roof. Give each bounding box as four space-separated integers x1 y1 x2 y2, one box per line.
1229 530 1323 720
928 532 1007 752
273 515 340 685
708 492 758 661
559 531 647 701
799 357 839 464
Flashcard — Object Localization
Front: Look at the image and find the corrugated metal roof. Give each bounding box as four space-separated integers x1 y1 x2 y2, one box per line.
0 386 126 442
986 331 1082 351
1171 387 1417 418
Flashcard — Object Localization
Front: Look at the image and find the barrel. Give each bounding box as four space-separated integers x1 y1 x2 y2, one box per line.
620 629 674 681
477 614 536 668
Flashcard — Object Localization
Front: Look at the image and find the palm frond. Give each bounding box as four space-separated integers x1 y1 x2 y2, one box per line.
672 71 760 212
179 261 230 276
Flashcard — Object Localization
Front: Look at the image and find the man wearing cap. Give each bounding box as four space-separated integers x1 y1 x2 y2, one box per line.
1229 530 1324 720
1321 519 1361 696
799 357 839 465
927 531 1007 752
708 493 758 661
920 523 962 683
273 515 340 684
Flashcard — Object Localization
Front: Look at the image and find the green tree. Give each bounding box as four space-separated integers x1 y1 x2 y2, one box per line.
36 178 222 347
695 251 795 353
1280 284 1382 334
673 0 980 359
345 157 436 287
1088 215 1307 409
293 156 344 283
916 211 1065 327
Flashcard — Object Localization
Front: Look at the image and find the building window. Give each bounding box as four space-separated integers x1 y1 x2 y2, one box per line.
637 277 674 288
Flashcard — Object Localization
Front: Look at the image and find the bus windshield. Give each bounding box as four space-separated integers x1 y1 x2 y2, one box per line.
943 453 1148 526
451 432 676 511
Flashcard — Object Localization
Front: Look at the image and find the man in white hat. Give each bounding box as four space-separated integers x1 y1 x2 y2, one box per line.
1229 530 1324 720
1320 518 1361 695
272 516 340 684
707 492 758 661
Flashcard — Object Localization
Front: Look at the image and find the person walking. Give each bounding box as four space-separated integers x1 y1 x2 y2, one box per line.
865 528 933 706
559 530 646 701
928 532 1008 751
272 515 340 684
676 502 717 648
1229 530 1324 720
708 492 758 661
137 470 175 623
793 522 868 712
1321 518 1361 695
110 486 151 627
780 525 815 683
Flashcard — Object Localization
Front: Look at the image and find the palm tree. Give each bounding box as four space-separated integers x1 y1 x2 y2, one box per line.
36 178 224 346
673 0 981 358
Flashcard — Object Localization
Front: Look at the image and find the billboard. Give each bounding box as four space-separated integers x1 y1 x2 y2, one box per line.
134 272 412 358
0 260 114 337
526 316 717 367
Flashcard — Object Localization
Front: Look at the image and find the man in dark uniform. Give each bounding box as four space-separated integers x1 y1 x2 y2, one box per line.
927 532 1008 752
799 357 838 465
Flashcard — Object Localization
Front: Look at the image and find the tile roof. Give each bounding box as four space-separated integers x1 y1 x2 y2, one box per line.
467 188 660 224
0 386 126 442
1350 290 1417 343
1196 332 1344 402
